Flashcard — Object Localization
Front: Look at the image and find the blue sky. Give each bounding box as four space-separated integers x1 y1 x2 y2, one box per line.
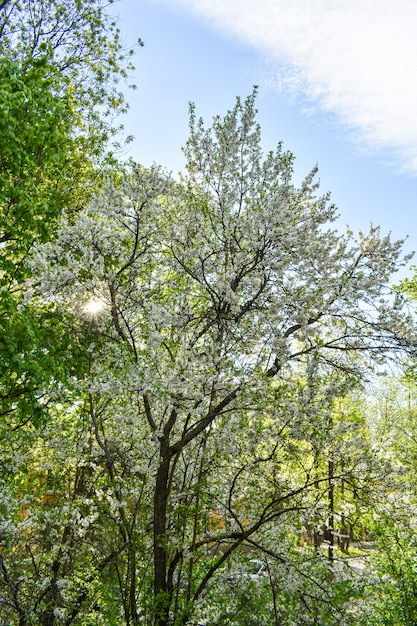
115 0 417 277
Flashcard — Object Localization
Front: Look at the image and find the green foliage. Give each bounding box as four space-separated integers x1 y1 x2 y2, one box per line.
0 54 79 279
0 0 138 275
1 79 416 625
357 517 417 626
0 6 140 622
0 294 88 426
0 0 138 423
0 0 137 124
191 551 357 626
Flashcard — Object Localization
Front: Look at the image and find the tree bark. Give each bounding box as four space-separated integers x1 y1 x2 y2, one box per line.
328 457 335 564
153 437 171 626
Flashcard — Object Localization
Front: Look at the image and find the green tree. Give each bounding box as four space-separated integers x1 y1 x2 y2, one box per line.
0 2 140 623
0 0 138 425
356 514 417 626
0 0 137 270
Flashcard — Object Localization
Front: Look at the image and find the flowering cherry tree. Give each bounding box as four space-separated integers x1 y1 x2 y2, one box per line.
2 92 415 625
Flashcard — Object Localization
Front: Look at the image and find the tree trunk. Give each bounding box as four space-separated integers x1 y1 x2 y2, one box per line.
328 457 334 564
153 438 171 626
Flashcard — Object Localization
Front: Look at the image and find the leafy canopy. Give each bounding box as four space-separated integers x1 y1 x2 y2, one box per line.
11 91 415 625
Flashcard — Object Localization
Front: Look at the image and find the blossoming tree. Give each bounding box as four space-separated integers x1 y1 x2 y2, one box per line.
2 91 415 625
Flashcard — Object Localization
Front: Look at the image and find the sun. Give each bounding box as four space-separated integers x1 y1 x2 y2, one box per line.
82 298 105 316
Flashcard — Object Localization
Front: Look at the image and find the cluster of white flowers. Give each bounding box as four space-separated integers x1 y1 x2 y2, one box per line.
4 90 417 625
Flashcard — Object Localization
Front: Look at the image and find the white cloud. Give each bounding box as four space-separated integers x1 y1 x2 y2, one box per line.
163 0 417 173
